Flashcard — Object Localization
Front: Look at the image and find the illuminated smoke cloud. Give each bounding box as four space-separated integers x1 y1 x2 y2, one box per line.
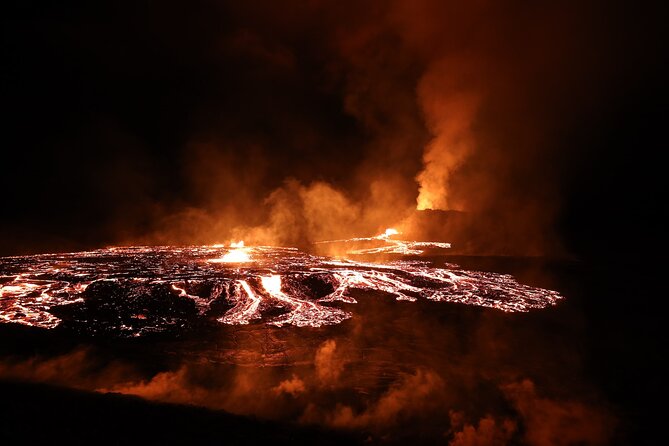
273 375 307 397
415 58 481 211
314 340 344 385
503 380 615 446
0 338 617 444
448 414 516 446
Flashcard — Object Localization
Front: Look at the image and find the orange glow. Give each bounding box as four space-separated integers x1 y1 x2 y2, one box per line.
380 228 399 238
260 274 282 295
0 244 562 330
259 273 347 327
218 280 262 325
219 249 251 263
170 284 190 297
208 241 252 263
416 196 434 211
316 228 450 255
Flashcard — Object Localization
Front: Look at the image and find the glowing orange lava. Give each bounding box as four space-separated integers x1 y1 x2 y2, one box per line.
380 228 399 238
260 274 347 327
218 280 262 325
0 243 563 333
209 241 252 263
316 229 451 255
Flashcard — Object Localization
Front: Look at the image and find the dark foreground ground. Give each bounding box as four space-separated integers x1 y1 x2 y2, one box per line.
0 380 351 446
0 256 663 445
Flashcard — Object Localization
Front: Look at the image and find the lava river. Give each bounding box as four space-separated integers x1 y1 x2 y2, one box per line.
0 241 562 337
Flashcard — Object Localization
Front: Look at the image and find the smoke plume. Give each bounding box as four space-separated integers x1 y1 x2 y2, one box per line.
3 0 648 257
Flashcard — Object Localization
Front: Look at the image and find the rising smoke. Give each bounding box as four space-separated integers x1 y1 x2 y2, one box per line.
0 0 635 256
129 0 622 256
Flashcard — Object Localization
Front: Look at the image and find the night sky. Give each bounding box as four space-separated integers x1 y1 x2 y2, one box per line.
2 0 666 260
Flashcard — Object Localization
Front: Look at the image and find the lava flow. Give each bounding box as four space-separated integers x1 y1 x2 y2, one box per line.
0 235 562 337
316 228 452 255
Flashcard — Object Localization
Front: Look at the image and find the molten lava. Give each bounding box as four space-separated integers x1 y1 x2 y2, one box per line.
209 241 252 263
217 280 262 325
380 228 399 238
316 228 451 255
260 274 348 327
0 236 563 336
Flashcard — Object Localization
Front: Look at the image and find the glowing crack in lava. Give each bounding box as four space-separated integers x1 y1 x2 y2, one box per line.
0 238 562 336
316 228 452 255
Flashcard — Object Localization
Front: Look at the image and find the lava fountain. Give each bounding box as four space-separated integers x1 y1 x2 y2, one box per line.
209 241 252 263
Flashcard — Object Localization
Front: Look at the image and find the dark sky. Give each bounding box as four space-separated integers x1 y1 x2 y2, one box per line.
2 0 666 259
